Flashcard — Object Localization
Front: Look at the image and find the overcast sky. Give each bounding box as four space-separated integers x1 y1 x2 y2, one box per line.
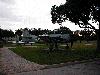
0 0 98 32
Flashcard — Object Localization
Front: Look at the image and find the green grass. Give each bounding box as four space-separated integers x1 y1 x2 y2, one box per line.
9 41 100 65
3 42 16 47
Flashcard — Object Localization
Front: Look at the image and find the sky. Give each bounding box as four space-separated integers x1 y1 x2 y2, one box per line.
0 0 99 32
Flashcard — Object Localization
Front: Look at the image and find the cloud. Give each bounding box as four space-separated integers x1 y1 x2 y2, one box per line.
0 0 82 31
0 0 15 4
0 0 23 22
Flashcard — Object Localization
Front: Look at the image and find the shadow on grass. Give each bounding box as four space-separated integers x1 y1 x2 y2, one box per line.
9 45 100 65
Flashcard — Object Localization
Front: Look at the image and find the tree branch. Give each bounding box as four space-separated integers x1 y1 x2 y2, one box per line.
79 24 86 28
78 23 96 31
87 23 96 30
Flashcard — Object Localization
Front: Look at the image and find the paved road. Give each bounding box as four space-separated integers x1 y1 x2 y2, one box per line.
17 61 100 75
0 48 100 75
0 48 45 75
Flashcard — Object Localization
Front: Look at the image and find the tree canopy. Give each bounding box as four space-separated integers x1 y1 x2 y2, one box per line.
51 0 100 30
15 29 22 36
51 0 100 51
51 26 73 34
0 29 15 38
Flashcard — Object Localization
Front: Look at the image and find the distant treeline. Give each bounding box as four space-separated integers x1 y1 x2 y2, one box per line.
0 27 97 41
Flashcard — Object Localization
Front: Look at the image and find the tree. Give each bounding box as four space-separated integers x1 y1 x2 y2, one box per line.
15 29 22 36
15 29 22 41
73 30 80 42
80 29 93 42
29 28 45 36
1 29 15 38
51 0 100 51
8 30 15 37
0 28 3 47
0 28 3 40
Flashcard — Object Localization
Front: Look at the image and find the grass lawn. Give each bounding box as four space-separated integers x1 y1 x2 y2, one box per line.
9 41 100 65
3 42 16 47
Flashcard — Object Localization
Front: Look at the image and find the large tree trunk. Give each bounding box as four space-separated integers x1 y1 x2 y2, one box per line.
96 24 100 51
49 43 54 51
55 42 58 50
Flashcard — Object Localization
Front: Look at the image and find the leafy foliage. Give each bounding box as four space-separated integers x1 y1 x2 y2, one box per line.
0 28 15 38
80 29 93 40
51 0 100 30
54 26 73 34
15 29 22 36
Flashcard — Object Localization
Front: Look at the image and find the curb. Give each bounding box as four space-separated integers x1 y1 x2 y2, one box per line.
42 58 100 70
